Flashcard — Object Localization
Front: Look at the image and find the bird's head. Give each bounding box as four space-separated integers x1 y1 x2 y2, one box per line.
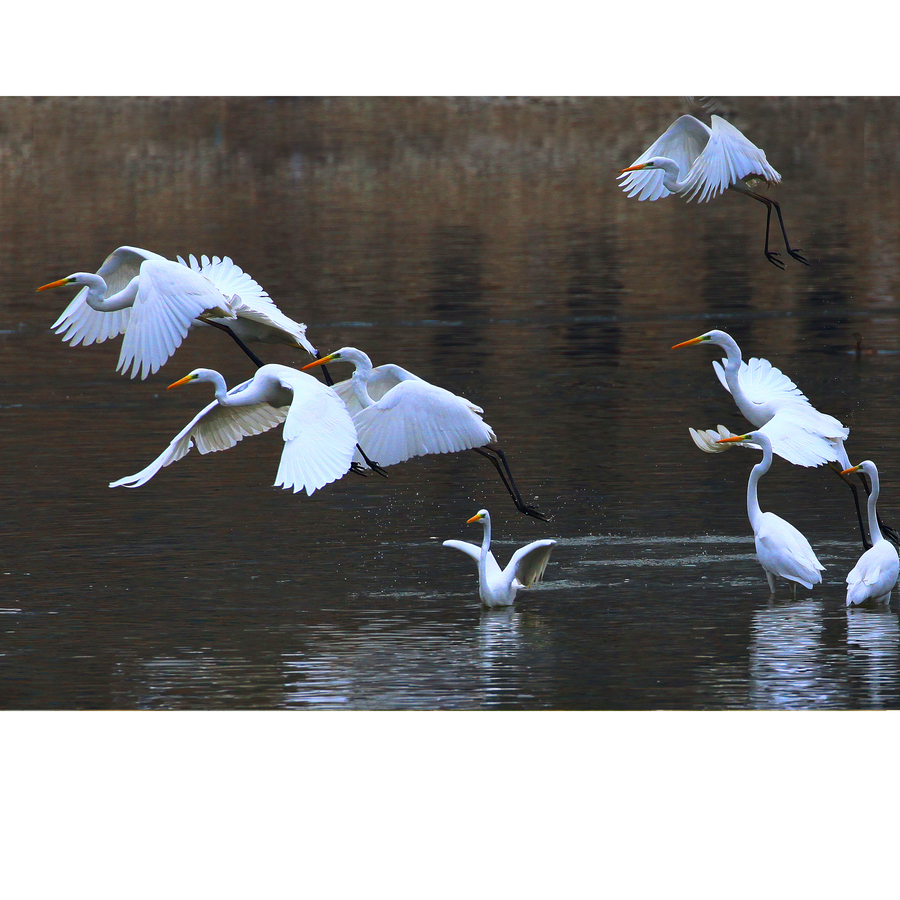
467 509 489 525
301 347 370 372
842 460 876 478
671 329 730 350
717 430 767 452
36 273 93 292
620 156 671 174
168 368 217 390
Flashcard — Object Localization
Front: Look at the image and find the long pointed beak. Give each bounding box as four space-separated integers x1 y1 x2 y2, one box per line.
167 374 195 390
717 434 751 444
671 336 703 350
301 355 335 371
36 278 72 292
842 465 860 475
620 164 648 173
466 514 484 524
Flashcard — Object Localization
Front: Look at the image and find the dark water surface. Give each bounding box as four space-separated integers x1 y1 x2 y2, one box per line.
4 96 900 709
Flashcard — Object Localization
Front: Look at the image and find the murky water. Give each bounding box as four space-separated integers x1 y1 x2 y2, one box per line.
3 96 900 708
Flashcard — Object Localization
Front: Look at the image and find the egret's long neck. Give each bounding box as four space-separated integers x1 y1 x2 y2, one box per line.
204 371 233 405
656 158 691 193
867 469 884 545
349 355 375 409
746 443 772 531
716 335 744 394
478 517 492 580
83 274 140 312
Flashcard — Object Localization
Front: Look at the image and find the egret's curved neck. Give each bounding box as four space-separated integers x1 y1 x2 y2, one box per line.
82 274 140 312
202 371 233 405
746 443 772 531
655 158 691 193
867 469 884 545
347 353 376 409
715 334 743 384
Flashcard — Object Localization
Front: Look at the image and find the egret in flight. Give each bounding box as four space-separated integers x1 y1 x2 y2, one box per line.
672 328 887 549
842 461 899 607
109 364 357 496
718 432 824 595
40 246 316 379
443 509 556 608
619 115 808 268
302 347 548 520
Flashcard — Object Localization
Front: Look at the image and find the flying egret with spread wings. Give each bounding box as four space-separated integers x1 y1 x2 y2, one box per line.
109 364 357 496
718 431 824 595
619 114 808 268
302 347 548 520
672 328 887 549
842 461 899 607
40 246 316 379
443 509 556 608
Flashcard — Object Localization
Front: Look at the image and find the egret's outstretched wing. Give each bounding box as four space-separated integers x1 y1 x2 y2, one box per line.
351 380 496 467
442 540 483 563
179 254 272 308
270 369 357 495
52 246 166 347
117 260 234 379
506 540 556 588
331 365 424 418
682 115 781 202
109 380 287 488
689 425 760 454
712 356 810 409
760 408 847 468
618 115 711 201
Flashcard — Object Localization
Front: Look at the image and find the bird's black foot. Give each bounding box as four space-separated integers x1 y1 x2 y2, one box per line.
350 463 370 478
788 248 810 266
518 503 550 522
368 460 389 478
765 251 786 270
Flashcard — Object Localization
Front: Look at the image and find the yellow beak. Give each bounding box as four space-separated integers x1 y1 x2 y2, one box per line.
301 355 335 371
36 278 72 292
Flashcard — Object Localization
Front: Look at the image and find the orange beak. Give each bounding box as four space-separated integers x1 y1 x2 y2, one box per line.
36 278 72 292
842 465 860 475
467 514 484 524
671 336 704 350
620 164 648 173
167 374 194 390
717 434 751 444
301 355 334 371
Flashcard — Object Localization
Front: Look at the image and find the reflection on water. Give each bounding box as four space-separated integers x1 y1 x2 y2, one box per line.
5 96 900 708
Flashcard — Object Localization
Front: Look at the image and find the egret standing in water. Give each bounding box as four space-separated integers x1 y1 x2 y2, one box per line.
443 509 556 608
718 431 825 596
303 347 548 520
842 461 899 607
673 328 888 549
619 114 808 268
41 246 316 378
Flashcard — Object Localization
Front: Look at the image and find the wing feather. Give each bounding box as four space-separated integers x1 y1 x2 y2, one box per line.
618 115 711 201
506 539 556 588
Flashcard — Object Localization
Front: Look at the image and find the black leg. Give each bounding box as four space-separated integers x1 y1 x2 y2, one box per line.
204 320 266 368
832 463 871 549
472 446 549 521
356 445 388 478
854 468 900 549
744 190 809 267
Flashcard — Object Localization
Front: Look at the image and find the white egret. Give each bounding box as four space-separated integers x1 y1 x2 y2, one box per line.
302 347 548 520
672 328 885 549
41 246 316 379
619 114 808 268
842 461 899 607
443 509 556 608
718 431 825 595
109 364 357 496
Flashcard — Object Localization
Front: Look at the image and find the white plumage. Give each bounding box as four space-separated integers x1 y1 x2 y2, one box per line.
843 461 899 607
42 246 315 379
109 364 357 496
443 509 556 608
302 347 496 468
717 431 824 594
674 330 850 469
619 114 807 267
